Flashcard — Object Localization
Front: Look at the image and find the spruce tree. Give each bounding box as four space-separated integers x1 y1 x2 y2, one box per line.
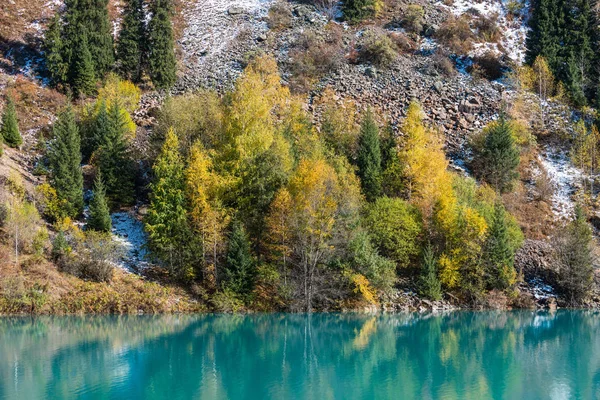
357 108 382 202
71 31 97 97
87 171 112 232
48 106 84 217
484 204 517 290
1 98 22 148
223 221 256 296
554 205 594 305
116 0 146 82
84 99 110 160
419 244 442 301
96 101 135 206
475 115 520 193
83 0 115 77
145 128 191 275
43 14 68 87
148 0 177 89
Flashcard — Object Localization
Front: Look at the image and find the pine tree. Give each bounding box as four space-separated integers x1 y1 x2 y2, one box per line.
145 128 191 275
356 108 382 202
43 14 68 87
1 98 22 148
554 205 594 305
87 171 112 232
48 106 84 217
223 221 256 296
474 115 520 193
71 31 97 97
148 0 177 89
419 244 442 301
95 101 135 205
116 0 146 82
83 0 115 77
484 204 517 290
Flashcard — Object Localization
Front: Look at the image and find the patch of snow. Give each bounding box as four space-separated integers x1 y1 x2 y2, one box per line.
538 147 582 219
111 210 150 273
528 277 556 300
438 0 530 64
419 37 438 56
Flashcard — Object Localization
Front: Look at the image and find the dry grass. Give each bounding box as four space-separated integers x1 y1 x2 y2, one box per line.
0 244 204 315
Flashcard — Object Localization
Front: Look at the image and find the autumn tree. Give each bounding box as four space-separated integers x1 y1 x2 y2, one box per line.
186 142 229 284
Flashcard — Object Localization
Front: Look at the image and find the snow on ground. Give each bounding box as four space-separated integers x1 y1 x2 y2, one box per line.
111 210 150 273
538 147 582 220
528 277 556 300
439 0 529 63
181 0 273 70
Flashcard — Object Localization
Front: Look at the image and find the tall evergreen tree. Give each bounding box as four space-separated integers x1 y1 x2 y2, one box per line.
474 115 520 193
148 0 177 89
145 128 191 274
484 204 517 291
553 206 595 304
71 31 97 97
357 108 382 201
419 243 442 301
48 106 84 217
96 101 135 205
116 0 147 82
43 14 68 87
1 97 22 148
223 221 256 296
87 171 112 232
84 99 110 160
82 0 115 77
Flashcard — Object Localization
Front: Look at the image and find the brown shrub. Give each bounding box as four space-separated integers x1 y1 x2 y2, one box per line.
389 31 417 53
474 14 501 42
471 52 505 80
289 28 345 92
432 52 456 77
434 15 475 55
268 2 293 30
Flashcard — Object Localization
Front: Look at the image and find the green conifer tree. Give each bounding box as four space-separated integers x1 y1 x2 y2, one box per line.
484 204 517 291
116 0 146 82
83 0 115 77
419 244 442 301
43 14 68 87
95 101 135 205
554 205 594 305
48 106 84 217
1 98 22 148
145 128 191 275
357 108 382 201
148 0 177 89
223 221 256 296
87 171 112 232
71 31 97 97
474 115 520 193
84 99 110 160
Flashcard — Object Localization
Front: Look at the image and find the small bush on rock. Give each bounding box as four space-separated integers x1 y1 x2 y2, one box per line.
360 29 398 67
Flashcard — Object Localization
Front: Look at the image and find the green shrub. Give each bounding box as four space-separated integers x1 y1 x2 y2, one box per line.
360 29 398 67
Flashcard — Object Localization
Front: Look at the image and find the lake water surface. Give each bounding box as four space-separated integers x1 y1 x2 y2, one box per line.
1 311 599 399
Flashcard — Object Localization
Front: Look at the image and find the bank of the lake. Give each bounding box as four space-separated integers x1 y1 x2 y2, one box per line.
1 311 599 399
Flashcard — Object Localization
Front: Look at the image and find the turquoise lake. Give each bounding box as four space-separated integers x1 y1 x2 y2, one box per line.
0 311 599 399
